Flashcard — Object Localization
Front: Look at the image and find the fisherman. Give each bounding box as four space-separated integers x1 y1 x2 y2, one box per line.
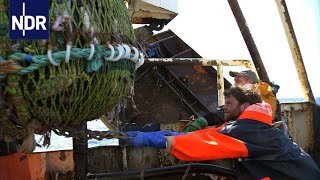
125 87 320 180
184 69 279 132
229 70 278 121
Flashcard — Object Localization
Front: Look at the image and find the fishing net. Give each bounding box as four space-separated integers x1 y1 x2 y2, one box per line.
0 0 143 152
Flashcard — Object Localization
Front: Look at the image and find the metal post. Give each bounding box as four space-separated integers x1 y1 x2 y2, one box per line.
73 123 88 179
227 0 271 84
217 61 225 106
275 0 315 102
122 147 128 171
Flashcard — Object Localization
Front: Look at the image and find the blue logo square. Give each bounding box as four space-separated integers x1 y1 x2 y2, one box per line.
9 0 49 40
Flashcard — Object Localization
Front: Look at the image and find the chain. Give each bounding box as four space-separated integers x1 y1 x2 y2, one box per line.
53 128 128 140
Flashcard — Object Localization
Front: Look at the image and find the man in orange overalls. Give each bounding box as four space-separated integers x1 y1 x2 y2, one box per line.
126 87 320 180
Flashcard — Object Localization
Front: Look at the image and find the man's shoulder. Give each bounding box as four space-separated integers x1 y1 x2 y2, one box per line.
256 82 274 95
246 103 272 113
219 119 274 139
238 103 273 125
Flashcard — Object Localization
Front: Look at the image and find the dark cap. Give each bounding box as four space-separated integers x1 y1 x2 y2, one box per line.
229 70 258 84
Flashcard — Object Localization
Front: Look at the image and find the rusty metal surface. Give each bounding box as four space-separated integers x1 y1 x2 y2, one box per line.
133 63 236 125
281 102 312 112
131 30 233 124
133 66 192 124
166 68 212 113
140 29 249 114
227 0 270 84
281 102 314 152
275 0 315 102
169 66 232 112
155 67 202 117
88 146 123 173
44 151 74 174
126 147 161 170
27 150 74 179
281 102 320 163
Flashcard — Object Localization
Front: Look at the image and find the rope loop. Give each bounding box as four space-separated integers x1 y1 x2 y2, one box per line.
105 43 115 61
47 49 60 66
87 43 95 60
122 44 131 59
65 43 72 63
129 46 139 63
113 44 124 61
136 52 145 69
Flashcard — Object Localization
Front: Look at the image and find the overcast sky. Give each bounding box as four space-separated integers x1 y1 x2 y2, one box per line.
160 0 320 99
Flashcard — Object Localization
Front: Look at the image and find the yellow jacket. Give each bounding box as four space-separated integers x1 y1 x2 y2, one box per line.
256 82 277 120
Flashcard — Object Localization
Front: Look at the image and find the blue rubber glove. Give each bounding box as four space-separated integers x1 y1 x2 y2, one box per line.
125 131 185 149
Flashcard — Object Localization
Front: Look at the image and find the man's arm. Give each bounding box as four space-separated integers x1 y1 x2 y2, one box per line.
166 128 248 161
203 108 224 126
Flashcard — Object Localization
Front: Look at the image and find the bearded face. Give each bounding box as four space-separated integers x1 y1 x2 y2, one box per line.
223 95 247 121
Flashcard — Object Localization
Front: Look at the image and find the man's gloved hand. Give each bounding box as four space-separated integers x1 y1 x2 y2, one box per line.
184 117 208 132
125 131 185 149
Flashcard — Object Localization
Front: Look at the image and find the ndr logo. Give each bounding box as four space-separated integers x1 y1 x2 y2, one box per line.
10 0 49 40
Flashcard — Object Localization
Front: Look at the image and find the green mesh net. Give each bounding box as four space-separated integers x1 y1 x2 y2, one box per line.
0 0 141 148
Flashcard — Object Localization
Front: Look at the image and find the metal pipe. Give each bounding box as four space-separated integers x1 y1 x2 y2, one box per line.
146 58 255 68
170 48 193 58
87 163 236 179
275 0 315 102
227 0 271 84
216 61 225 106
150 35 177 45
